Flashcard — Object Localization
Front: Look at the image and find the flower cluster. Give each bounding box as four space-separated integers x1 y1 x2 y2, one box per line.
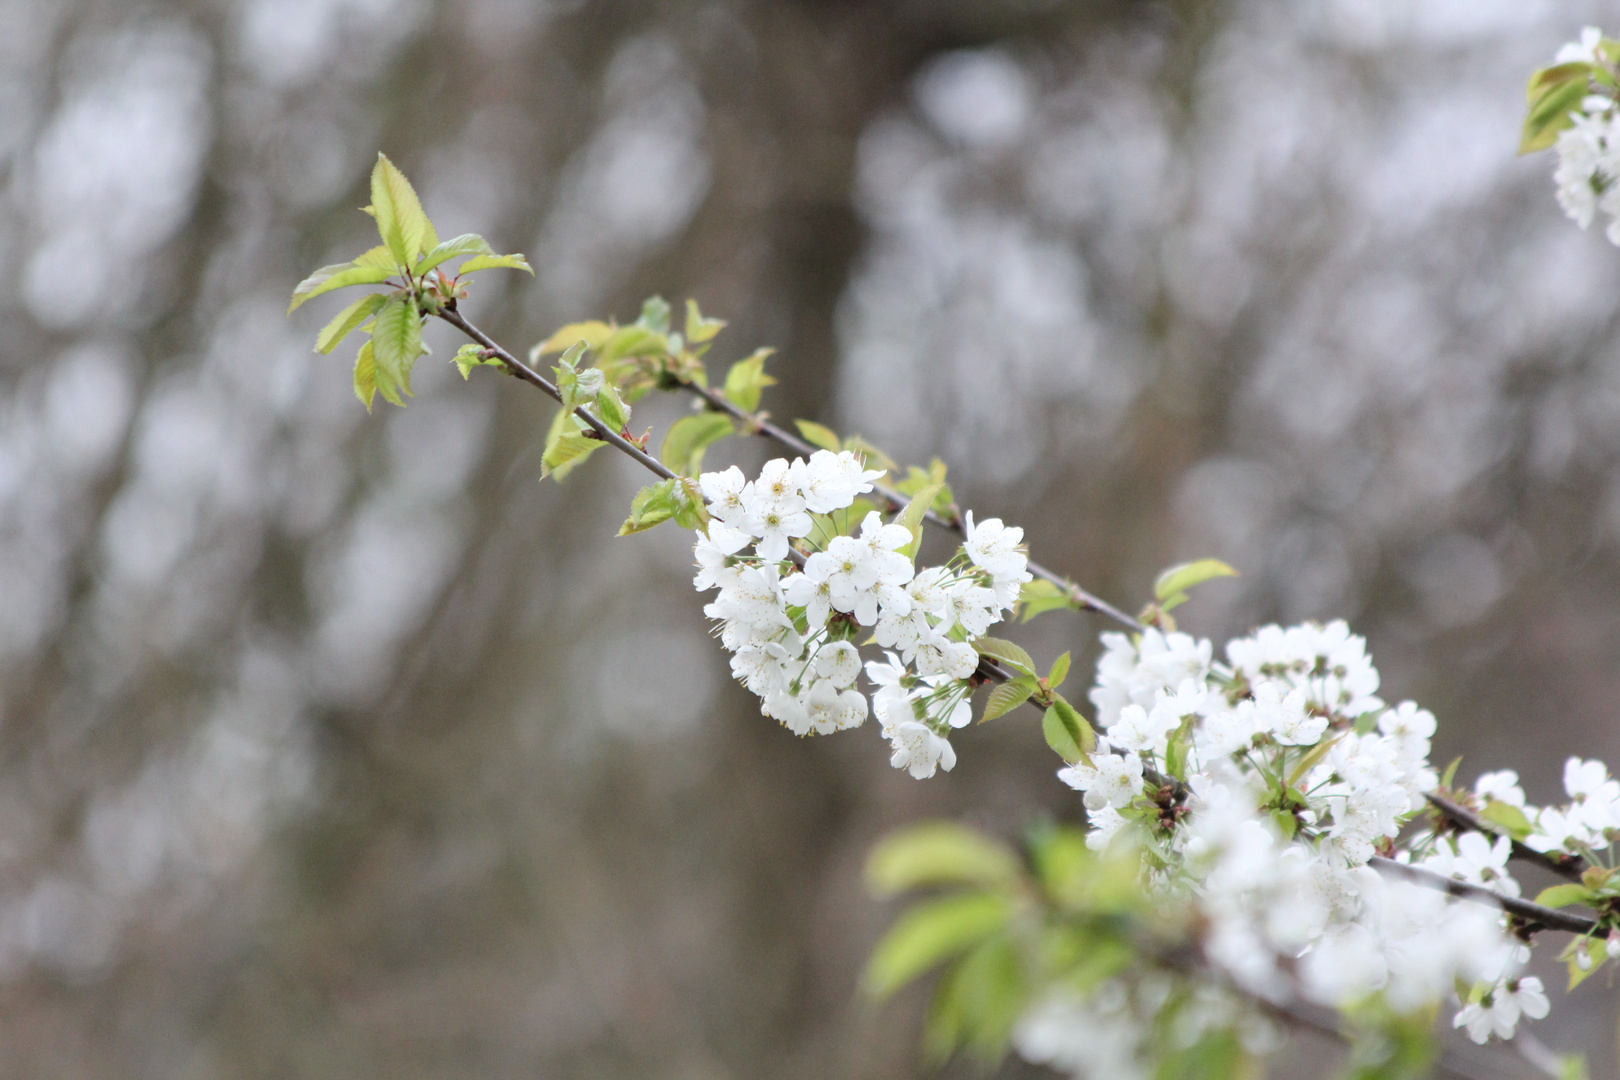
1549 29 1620 244
692 452 1030 778
1052 620 1546 1053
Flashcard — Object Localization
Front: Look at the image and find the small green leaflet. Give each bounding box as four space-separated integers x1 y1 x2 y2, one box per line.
721 348 776 412
370 152 437 268
898 483 941 560
1154 558 1238 612
1521 62 1596 154
795 419 841 452
288 263 393 313
369 294 424 405
1046 651 1071 688
1042 697 1094 764
620 479 680 535
1018 579 1079 622
660 413 734 476
971 636 1035 676
458 253 533 275
865 822 1020 895
416 233 494 275
1535 884 1593 909
534 321 615 357
981 676 1037 722
453 343 503 379
1479 799 1533 841
861 892 1012 1001
353 339 378 410
685 298 726 344
315 293 385 354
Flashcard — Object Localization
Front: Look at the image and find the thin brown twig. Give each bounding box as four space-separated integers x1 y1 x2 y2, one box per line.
1425 792 1586 883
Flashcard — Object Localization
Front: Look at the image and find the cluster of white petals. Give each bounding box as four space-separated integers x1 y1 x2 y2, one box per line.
1550 29 1620 244
692 452 1030 778
1039 618 1565 1061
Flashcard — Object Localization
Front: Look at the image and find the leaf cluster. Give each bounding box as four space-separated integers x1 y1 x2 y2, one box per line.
1521 41 1620 154
289 154 532 410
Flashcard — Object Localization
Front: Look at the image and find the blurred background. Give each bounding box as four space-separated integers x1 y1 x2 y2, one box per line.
0 0 1617 1075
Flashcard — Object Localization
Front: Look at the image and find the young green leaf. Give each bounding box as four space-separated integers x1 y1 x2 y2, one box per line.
596 325 669 363
720 348 776 412
861 892 1012 1001
971 636 1036 676
353 339 378 411
1480 799 1534 842
636 295 671 334
1535 884 1594 909
1521 62 1595 154
533 321 615 358
415 233 495 275
1154 559 1239 610
541 429 603 481
370 294 423 403
1043 697 1095 764
370 152 436 267
314 293 386 354
660 413 735 476
685 298 726 344
923 936 1025 1065
898 483 942 560
619 478 680 535
288 262 393 312
1439 755 1463 791
595 385 631 432
1018 579 1079 623
794 419 841 452
1046 651 1071 689
981 676 1038 722
866 822 1020 895
458 252 534 276
453 343 503 379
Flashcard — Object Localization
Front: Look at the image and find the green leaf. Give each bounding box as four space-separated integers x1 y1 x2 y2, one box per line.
685 298 726 344
1164 715 1195 780
619 478 680 535
534 321 615 358
416 233 495 274
596 325 669 363
352 339 378 411
1439 755 1462 790
370 294 423 404
720 348 776 412
981 676 1038 722
288 263 394 312
660 413 735 476
673 478 710 531
314 293 385 354
541 428 603 481
370 152 436 267
1042 697 1094 765
1567 938 1608 991
458 252 533 275
595 385 630 432
1271 807 1299 839
862 892 1011 1001
1047 651 1071 689
1285 733 1342 789
453 343 503 379
1536 884 1593 909
795 419 841 452
866 823 1020 896
1018 579 1079 623
1521 64 1594 154
636 295 671 334
353 245 397 271
971 636 1035 676
1480 799 1534 842
923 936 1025 1064
898 483 941 560
1154 558 1239 611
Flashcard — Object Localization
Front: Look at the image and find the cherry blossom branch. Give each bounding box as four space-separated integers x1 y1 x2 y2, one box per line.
435 311 1600 941
673 377 1144 631
1368 856 1598 936
1425 793 1586 883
